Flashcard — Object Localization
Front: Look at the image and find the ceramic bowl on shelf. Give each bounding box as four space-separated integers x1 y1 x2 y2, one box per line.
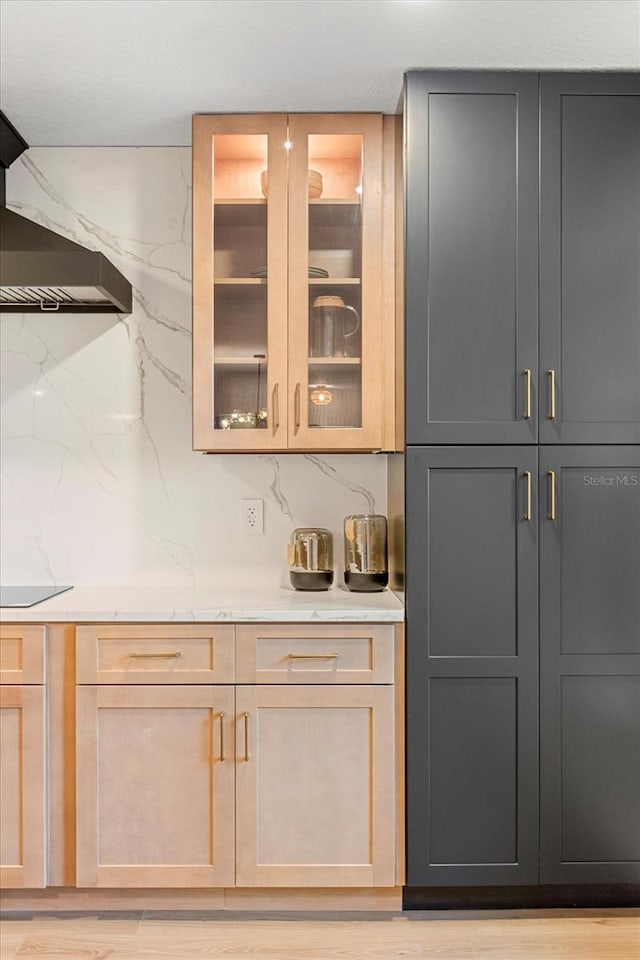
308 249 354 278
261 169 323 199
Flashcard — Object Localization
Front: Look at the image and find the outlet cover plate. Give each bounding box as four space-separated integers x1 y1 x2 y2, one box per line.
241 498 264 535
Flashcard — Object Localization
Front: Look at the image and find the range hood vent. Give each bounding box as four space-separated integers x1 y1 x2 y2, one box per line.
0 112 132 314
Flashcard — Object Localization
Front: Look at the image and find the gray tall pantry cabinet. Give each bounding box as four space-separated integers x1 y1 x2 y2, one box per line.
404 71 640 891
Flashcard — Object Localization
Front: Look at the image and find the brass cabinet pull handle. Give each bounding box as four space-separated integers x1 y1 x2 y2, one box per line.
218 712 225 762
547 369 557 420
524 369 532 420
523 471 533 522
286 653 340 661
272 382 280 434
242 712 250 761
294 382 301 432
547 469 557 521
128 652 182 659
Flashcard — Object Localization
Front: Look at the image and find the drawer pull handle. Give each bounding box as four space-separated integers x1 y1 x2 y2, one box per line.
523 471 533 522
294 382 301 432
286 653 340 661
272 382 280 434
547 469 557 521
128 652 182 660
523 368 532 420
547 369 557 420
242 712 250 761
218 712 225 762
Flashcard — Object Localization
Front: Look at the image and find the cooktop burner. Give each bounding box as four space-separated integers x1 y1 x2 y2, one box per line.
0 585 73 607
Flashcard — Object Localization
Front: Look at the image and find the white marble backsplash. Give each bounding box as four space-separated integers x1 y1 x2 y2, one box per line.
1 148 387 588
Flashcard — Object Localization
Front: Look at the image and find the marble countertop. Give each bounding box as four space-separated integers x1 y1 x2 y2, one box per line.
0 584 405 623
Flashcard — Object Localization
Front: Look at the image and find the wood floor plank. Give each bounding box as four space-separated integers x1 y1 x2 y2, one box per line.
3 914 638 960
0 927 26 960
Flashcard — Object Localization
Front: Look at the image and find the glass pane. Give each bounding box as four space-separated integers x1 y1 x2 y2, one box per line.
212 134 269 431
306 134 363 429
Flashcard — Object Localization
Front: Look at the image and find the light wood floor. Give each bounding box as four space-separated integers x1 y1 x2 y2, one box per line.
0 911 638 960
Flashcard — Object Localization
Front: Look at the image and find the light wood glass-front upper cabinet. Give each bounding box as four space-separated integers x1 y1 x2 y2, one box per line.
193 113 393 452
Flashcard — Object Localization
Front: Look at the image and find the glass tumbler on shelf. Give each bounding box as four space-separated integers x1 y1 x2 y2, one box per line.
343 514 388 592
288 528 334 591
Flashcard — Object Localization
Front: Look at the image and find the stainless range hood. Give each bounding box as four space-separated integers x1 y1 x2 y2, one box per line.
0 111 132 314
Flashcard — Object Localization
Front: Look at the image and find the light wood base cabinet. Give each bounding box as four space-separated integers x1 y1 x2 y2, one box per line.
76 685 235 888
235 685 396 887
0 625 47 890
0 686 46 888
1 621 402 896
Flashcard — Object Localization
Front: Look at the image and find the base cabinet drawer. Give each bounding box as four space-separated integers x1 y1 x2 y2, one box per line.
235 624 394 684
0 685 46 888
76 624 235 684
0 625 45 685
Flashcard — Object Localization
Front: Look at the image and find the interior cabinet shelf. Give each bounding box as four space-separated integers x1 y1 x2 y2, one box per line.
309 357 361 365
308 278 360 286
214 278 266 285
214 357 267 367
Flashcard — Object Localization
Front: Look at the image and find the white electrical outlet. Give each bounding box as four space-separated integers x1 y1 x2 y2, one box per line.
241 498 264 535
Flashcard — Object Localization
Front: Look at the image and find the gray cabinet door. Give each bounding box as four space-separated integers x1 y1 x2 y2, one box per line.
406 446 539 885
539 75 640 443
405 72 538 445
540 446 640 883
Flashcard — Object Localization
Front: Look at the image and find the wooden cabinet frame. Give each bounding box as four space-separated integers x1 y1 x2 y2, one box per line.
287 113 383 450
235 684 396 887
0 685 46 888
0 625 45 684
193 113 398 452
0 621 402 895
76 685 235 888
193 114 289 451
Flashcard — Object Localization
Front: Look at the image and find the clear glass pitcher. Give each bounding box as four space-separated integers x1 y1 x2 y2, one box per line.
310 295 360 358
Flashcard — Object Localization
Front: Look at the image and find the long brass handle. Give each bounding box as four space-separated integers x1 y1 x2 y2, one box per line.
523 471 533 522
242 712 250 761
286 653 340 661
128 652 182 660
218 712 225 762
547 369 557 420
547 469 557 521
523 369 532 420
294 382 301 432
272 382 280 434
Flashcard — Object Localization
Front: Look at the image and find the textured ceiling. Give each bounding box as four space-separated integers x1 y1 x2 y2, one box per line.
1 0 639 145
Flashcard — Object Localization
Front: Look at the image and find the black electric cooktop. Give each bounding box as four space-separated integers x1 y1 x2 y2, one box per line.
0 585 73 607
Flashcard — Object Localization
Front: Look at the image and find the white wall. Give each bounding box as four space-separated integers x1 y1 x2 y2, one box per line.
0 148 387 588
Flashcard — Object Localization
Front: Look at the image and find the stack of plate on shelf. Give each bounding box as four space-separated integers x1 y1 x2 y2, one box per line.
308 249 354 278
308 265 330 278
251 266 330 279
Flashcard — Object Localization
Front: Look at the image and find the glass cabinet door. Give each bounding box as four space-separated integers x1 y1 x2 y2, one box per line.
193 116 288 450
287 115 383 450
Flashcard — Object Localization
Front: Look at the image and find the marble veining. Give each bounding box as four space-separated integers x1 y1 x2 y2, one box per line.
1 148 387 588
